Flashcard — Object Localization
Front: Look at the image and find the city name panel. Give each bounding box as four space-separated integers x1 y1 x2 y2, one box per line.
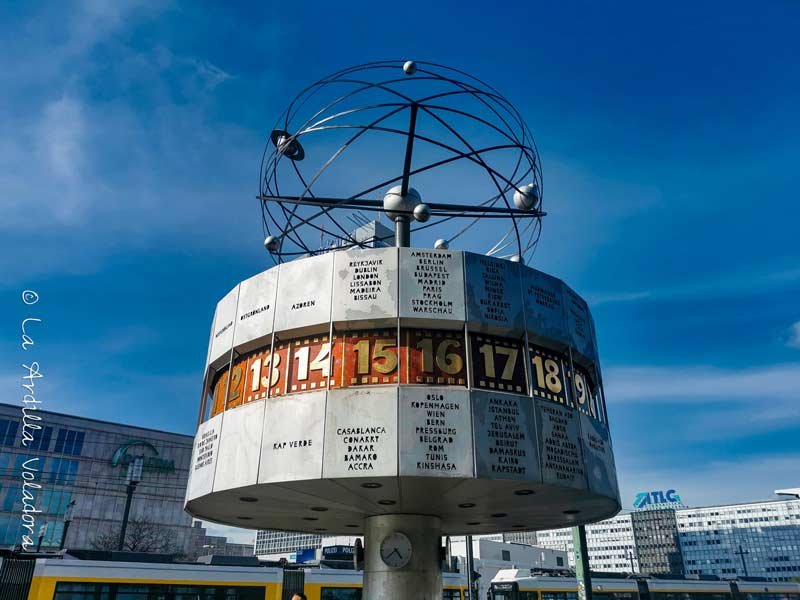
186 248 620 535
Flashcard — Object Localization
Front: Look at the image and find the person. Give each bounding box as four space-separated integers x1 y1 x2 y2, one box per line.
291 594 307 600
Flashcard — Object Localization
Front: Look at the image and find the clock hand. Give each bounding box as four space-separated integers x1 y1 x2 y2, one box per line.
389 548 403 560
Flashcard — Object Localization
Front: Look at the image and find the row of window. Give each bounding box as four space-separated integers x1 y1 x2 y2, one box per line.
0 419 85 455
54 583 265 600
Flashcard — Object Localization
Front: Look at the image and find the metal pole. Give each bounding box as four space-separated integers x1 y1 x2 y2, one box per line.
363 514 442 600
395 217 410 248
60 519 71 550
735 544 749 577
572 525 593 600
465 534 475 600
118 481 137 551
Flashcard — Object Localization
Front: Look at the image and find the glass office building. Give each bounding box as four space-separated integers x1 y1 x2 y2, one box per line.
0 402 195 553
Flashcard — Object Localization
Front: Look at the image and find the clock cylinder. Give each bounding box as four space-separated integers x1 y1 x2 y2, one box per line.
363 514 443 600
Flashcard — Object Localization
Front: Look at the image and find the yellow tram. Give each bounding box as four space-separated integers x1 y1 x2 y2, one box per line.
489 570 800 600
19 557 466 600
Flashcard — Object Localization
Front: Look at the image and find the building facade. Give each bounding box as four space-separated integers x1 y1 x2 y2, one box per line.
533 496 800 581
0 403 195 554
533 513 639 573
677 499 800 581
255 530 323 558
188 521 255 558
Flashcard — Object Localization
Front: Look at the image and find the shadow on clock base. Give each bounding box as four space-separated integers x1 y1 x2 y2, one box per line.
363 514 443 600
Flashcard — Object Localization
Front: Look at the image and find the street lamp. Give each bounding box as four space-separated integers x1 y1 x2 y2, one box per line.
37 523 48 552
118 455 144 551
60 500 76 550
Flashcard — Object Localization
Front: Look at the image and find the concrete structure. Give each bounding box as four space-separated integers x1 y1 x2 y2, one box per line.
451 537 568 600
188 521 255 559
0 403 246 558
187 248 619 536
532 513 639 573
0 403 194 553
677 498 800 581
533 495 800 582
255 530 325 559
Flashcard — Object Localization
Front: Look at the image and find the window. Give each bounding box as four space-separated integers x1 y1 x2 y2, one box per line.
543 593 578 600
321 588 362 600
443 590 463 600
557 556 565 566
24 425 53 451
54 429 85 456
50 458 79 484
502 550 511 561
0 419 19 445
54 583 264 600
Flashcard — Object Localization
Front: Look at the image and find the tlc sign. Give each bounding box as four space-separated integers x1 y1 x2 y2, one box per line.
633 489 682 509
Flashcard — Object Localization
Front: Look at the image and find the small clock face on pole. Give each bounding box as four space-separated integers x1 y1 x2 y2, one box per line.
379 531 413 568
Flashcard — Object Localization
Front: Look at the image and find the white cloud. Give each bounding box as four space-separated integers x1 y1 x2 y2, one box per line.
617 454 800 510
39 96 85 180
787 321 800 348
589 266 800 306
605 363 800 402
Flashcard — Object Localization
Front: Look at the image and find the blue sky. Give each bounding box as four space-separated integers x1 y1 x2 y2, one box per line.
3 1 800 541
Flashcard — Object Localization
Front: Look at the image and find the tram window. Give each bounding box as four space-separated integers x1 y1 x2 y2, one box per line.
53 583 111 600
520 592 540 600
54 583 265 600
543 592 578 600
747 595 795 600
321 587 363 600
595 593 637 600
443 590 463 600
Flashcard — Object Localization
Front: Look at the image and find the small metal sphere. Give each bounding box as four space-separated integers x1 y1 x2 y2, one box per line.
510 254 523 264
383 185 421 220
264 235 281 253
513 183 540 211
434 239 449 250
403 60 417 75
413 203 431 223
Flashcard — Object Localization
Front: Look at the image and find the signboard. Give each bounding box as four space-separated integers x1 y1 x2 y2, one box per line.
233 269 278 352
322 387 398 478
186 413 222 500
580 414 618 498
469 333 527 394
399 248 465 325
213 400 264 492
399 387 474 477
208 286 239 369
472 390 541 481
273 253 334 335
259 391 326 483
111 440 175 474
563 283 596 363
534 399 587 490
523 268 569 349
339 329 399 387
464 253 524 335
332 246 398 327
633 489 683 510
401 329 467 386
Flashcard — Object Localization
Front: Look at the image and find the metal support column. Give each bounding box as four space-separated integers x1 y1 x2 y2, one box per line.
363 514 442 600
572 525 593 600
465 534 475 600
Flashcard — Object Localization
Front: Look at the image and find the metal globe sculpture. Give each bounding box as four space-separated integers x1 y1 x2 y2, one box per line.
189 59 618 600
258 60 544 262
